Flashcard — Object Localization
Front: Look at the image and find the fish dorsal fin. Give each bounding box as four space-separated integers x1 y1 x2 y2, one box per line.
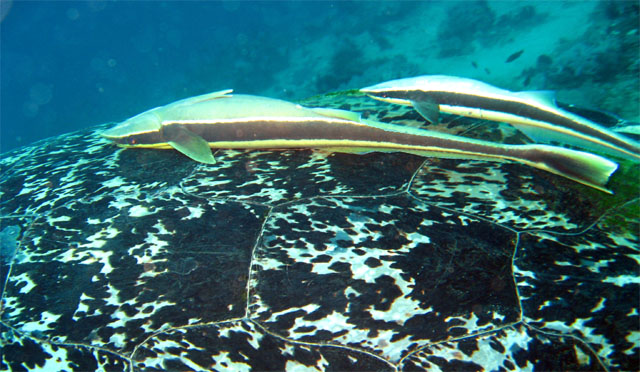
189 89 233 104
515 90 557 106
412 98 440 124
163 124 216 164
172 89 233 108
311 107 362 122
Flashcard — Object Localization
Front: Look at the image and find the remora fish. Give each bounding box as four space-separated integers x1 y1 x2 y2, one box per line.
101 89 618 193
360 75 640 162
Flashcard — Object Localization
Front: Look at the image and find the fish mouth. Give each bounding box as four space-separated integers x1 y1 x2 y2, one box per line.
101 112 162 141
360 87 412 106
100 126 121 140
100 127 122 141
100 126 131 147
359 82 389 94
101 123 136 141
100 120 153 147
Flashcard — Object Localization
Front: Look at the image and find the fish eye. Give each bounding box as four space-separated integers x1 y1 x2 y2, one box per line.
129 138 137 145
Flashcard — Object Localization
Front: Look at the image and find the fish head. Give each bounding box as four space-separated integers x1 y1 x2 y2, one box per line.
361 75 498 104
360 77 420 105
101 110 163 148
361 75 455 105
100 89 234 148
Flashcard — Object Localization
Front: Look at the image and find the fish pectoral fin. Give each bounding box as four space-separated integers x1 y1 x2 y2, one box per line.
412 99 440 124
310 108 362 122
163 124 216 164
509 124 546 143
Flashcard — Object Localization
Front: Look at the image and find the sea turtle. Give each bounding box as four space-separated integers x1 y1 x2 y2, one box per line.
0 90 638 371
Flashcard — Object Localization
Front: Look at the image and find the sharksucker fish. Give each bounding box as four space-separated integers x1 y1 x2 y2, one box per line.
360 75 640 162
102 89 618 193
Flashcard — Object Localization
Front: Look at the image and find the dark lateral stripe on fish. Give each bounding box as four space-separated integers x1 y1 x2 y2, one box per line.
377 89 637 153
117 118 496 150
116 118 549 163
119 118 616 191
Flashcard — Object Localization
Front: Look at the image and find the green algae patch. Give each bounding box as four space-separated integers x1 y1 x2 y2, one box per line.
598 198 639 236
574 159 640 235
607 160 640 199
298 89 364 106
599 160 640 235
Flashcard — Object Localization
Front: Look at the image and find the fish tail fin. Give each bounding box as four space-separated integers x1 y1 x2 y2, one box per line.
520 144 618 194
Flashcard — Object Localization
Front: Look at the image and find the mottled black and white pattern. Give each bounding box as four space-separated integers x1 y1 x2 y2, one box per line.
1 93 638 371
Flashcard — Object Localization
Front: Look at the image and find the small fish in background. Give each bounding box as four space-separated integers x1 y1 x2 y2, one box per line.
484 68 491 75
506 50 524 63
471 61 478 69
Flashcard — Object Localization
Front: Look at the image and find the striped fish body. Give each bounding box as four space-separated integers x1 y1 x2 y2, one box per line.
360 75 640 162
101 90 618 193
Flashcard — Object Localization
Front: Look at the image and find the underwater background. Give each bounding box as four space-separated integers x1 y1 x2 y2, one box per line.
1 0 639 153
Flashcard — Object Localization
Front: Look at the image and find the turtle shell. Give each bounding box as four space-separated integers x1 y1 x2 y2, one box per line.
1 91 638 371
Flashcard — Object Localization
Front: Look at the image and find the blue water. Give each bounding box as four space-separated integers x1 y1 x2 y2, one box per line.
1 1 320 151
1 1 638 153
